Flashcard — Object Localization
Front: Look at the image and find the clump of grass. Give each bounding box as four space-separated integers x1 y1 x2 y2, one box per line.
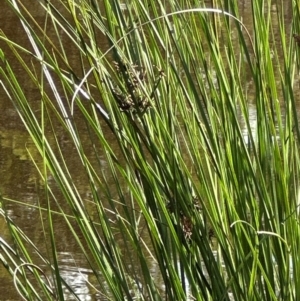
0 0 300 300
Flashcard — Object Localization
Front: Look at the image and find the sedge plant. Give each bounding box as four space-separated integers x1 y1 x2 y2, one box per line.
0 0 300 300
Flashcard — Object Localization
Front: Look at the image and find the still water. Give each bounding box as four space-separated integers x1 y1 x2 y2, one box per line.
0 1 295 300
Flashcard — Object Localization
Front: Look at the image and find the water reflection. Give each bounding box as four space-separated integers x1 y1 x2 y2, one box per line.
240 102 258 145
57 252 94 301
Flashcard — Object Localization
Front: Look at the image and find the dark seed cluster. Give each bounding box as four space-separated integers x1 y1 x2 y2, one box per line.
166 197 213 242
111 60 165 114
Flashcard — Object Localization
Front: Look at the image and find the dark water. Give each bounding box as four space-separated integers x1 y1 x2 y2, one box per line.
0 1 294 300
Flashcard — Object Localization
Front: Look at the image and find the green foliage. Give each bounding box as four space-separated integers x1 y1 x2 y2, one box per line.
0 0 299 300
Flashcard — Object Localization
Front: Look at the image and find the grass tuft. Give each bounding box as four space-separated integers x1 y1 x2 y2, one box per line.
0 0 299 300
